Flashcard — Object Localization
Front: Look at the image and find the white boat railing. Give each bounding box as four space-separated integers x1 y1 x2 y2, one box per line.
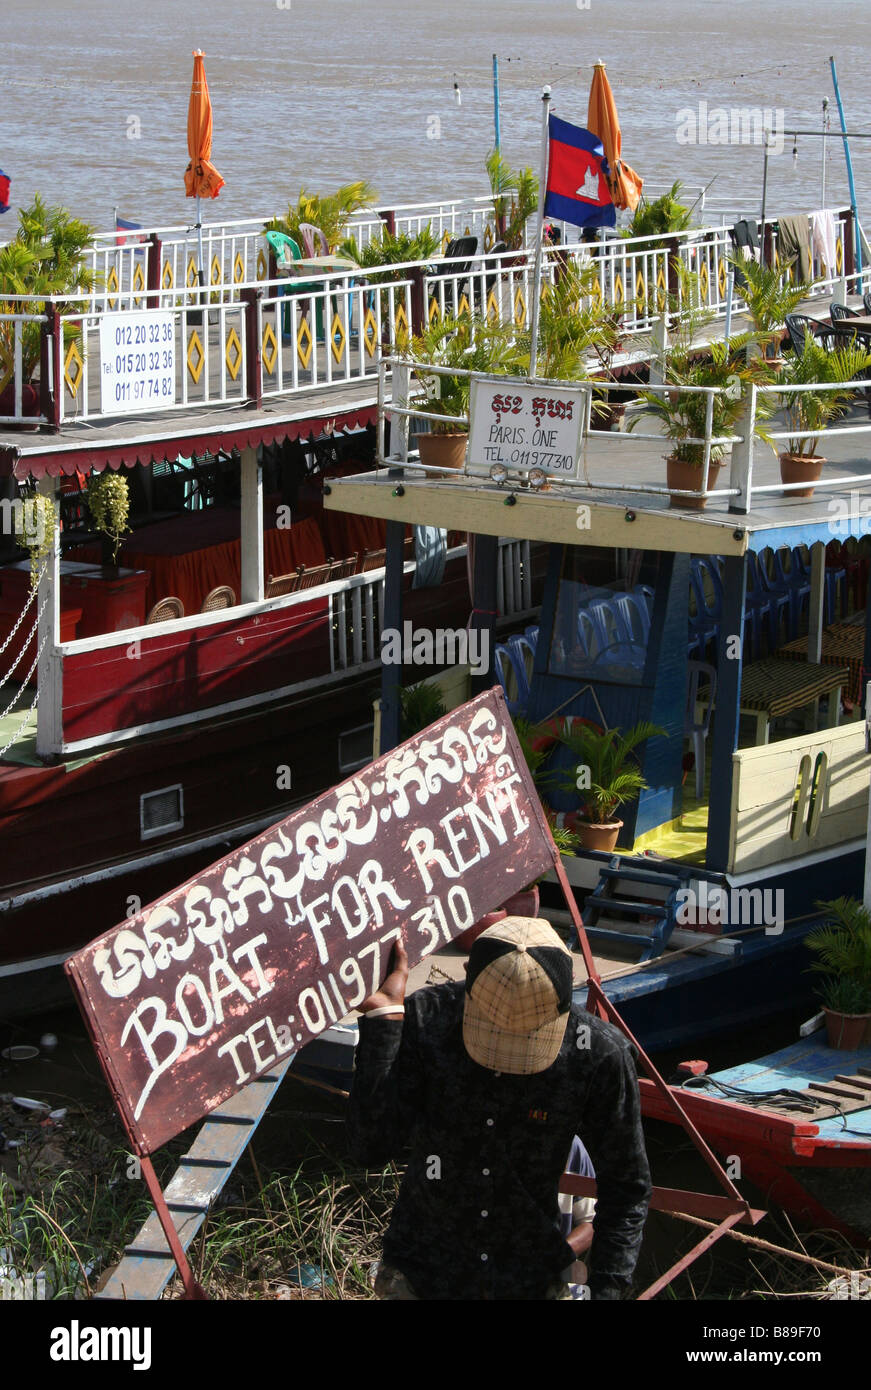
379 354 871 512
0 209 862 429
29 530 535 752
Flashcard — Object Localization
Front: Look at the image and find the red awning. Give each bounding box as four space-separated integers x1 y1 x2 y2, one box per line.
0 405 378 480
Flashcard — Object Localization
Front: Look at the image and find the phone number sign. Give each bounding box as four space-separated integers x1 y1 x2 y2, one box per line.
99 311 176 415
468 376 587 479
65 688 557 1154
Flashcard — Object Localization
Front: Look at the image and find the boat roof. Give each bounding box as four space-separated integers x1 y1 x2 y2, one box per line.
0 383 377 479
324 454 871 557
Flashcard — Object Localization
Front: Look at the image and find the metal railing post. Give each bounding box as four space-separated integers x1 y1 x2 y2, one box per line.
39 305 62 432
242 287 263 409
649 314 668 386
147 233 162 309
728 385 757 514
410 265 426 337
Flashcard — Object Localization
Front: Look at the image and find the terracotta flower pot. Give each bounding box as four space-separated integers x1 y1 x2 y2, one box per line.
574 819 623 852
500 886 540 918
454 908 507 953
666 456 721 510
780 452 824 500
823 1007 871 1050
414 431 468 471
0 381 41 431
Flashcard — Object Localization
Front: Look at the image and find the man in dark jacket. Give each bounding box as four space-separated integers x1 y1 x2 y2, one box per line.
347 916 651 1300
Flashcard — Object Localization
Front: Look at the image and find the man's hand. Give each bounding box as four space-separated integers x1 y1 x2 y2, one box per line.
358 939 408 1018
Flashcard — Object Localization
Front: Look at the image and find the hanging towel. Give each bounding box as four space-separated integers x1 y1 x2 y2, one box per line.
811 209 837 277
730 218 760 254
777 215 813 284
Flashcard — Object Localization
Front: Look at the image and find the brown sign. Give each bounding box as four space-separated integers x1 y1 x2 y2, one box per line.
65 689 557 1153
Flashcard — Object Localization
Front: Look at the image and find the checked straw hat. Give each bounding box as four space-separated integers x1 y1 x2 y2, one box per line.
463 917 573 1075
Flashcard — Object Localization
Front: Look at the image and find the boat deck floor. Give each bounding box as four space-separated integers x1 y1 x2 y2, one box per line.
707 1036 871 1142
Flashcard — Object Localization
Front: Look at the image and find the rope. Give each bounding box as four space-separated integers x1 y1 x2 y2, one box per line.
679 1073 869 1133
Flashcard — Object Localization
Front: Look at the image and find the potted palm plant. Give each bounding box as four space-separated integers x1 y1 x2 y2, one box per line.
776 337 871 498
806 898 871 1049
631 336 771 508
552 718 665 852
629 267 773 507
486 150 538 252
266 181 376 254
0 195 97 425
406 315 519 471
729 256 810 365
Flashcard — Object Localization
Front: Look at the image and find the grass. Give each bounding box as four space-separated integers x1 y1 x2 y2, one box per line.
2 1080 868 1300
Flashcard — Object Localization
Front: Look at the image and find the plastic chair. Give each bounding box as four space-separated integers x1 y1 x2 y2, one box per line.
772 547 812 637
614 591 651 646
746 551 789 654
506 633 535 707
785 313 844 357
685 661 717 800
298 223 329 257
266 229 302 271
493 643 527 717
688 557 722 657
266 229 324 340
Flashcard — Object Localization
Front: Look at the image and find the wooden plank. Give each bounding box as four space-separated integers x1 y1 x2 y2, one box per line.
324 476 750 558
96 1056 292 1301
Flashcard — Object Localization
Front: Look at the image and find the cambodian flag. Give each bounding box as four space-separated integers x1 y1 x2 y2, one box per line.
0 170 10 215
115 216 144 246
544 115 615 230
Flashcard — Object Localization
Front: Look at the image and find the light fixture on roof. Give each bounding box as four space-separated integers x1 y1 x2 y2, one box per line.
528 468 548 490
489 463 508 485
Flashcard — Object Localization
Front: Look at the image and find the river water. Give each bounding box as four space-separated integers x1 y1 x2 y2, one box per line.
1 0 869 233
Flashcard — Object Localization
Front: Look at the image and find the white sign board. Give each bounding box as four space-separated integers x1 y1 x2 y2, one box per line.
467 376 587 479
99 311 176 416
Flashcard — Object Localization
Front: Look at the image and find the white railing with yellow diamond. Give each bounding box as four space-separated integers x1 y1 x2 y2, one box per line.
2 209 859 429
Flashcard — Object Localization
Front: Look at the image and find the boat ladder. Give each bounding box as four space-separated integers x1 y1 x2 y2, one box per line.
583 860 689 962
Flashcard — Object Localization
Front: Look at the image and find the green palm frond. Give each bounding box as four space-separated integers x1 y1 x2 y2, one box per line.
729 256 811 341
806 897 871 991
778 339 871 456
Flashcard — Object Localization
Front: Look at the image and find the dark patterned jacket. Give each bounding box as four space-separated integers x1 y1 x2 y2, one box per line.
347 981 651 1300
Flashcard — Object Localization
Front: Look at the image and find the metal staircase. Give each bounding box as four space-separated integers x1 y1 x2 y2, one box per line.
583 859 689 962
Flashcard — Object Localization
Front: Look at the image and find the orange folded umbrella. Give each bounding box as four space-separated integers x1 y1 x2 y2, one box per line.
184 49 224 200
587 62 642 213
